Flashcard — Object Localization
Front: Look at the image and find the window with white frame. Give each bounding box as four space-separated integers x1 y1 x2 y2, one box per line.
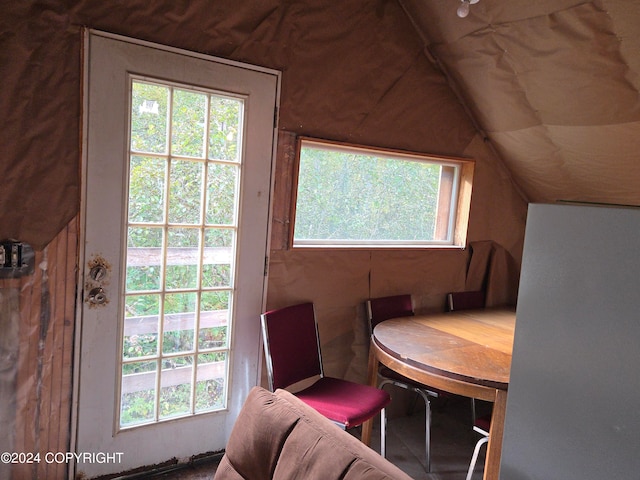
290 137 474 248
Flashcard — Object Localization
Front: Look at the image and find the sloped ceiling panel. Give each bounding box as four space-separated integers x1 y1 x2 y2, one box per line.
401 0 640 205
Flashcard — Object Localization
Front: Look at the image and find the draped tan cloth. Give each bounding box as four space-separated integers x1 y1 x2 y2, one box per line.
466 240 519 307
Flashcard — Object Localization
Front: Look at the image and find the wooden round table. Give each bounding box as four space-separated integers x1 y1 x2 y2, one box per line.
363 307 516 480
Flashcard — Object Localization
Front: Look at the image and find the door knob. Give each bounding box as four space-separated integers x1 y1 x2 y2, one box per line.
88 287 107 305
89 265 108 281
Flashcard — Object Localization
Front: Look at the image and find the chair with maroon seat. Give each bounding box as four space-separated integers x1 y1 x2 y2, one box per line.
260 302 391 456
465 413 491 480
446 290 486 312
366 294 444 471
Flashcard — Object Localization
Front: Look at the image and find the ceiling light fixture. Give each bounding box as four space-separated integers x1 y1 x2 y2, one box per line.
457 0 479 18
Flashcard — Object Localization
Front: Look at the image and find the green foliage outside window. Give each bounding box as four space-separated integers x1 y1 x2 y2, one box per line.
294 143 443 244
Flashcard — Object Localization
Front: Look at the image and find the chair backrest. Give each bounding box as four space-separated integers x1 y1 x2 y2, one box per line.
366 294 414 331
447 290 486 311
260 302 323 391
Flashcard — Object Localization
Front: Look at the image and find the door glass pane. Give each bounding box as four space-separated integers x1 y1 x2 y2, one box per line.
206 163 237 225
169 160 204 225
195 352 228 413
166 228 200 290
159 356 193 420
198 291 230 350
126 227 163 292
120 77 243 429
120 360 157 427
123 294 160 359
163 293 196 354
172 89 206 158
209 95 243 162
202 228 233 288
128 156 167 223
131 82 169 154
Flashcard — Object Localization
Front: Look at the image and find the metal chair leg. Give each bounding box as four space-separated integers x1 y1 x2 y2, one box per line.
379 379 433 471
465 434 489 480
380 407 387 458
414 389 432 472
471 398 477 424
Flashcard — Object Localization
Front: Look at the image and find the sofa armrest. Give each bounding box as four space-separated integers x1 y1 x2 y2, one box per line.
214 386 412 480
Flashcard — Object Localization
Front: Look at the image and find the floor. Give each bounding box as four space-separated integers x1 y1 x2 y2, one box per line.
368 394 488 480
131 394 487 480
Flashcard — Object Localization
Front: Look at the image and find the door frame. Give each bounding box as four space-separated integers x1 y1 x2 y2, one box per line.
70 28 280 478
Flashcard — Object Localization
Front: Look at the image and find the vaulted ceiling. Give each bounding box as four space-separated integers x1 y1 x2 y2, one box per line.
399 0 640 205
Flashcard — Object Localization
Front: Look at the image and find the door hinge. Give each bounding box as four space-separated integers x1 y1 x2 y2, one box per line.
273 106 279 128
0 241 35 278
264 255 269 276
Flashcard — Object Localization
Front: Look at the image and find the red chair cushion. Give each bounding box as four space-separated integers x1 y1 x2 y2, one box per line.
475 413 492 432
295 377 391 428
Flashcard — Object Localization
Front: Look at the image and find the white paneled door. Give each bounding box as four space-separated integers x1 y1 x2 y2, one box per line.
74 31 279 478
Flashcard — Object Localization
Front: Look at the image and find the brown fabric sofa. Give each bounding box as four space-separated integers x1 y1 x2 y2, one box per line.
214 386 412 480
